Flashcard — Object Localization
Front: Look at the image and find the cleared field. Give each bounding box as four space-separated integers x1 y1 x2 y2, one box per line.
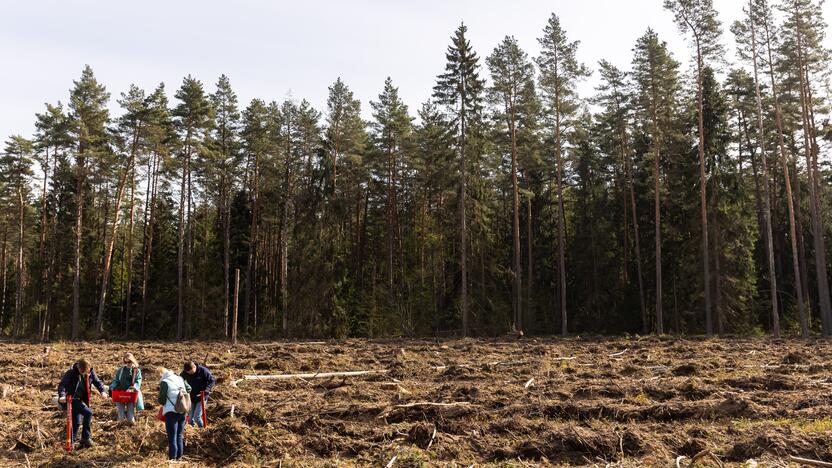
1 337 831 466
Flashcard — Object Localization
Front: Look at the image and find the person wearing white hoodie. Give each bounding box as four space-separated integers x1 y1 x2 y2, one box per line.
157 367 191 460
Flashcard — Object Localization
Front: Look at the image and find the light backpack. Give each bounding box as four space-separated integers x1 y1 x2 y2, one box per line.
165 377 192 414
174 387 191 414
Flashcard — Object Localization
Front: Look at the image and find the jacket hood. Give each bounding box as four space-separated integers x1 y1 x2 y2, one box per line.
161 370 175 380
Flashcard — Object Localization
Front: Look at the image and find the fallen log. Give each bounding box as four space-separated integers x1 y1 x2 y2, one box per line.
393 401 470 408
790 455 832 467
231 369 389 386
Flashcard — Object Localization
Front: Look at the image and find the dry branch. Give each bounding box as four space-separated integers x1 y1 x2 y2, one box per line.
609 348 629 357
393 401 470 408
790 455 832 467
524 378 535 389
689 450 724 468
427 427 437 450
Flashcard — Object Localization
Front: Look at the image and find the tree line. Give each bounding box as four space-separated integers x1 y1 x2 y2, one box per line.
1 0 831 340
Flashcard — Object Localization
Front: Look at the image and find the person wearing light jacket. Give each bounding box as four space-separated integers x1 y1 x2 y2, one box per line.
157 367 191 461
57 358 108 448
109 352 144 423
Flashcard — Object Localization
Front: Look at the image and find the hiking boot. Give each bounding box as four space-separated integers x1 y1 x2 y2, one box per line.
80 438 93 448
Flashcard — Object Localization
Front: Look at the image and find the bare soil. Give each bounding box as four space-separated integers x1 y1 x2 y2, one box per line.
1 337 832 466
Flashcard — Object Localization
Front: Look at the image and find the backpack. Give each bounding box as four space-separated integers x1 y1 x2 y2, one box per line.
174 387 191 414
165 377 192 414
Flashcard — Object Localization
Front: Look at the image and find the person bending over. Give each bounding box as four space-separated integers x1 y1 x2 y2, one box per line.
181 360 216 428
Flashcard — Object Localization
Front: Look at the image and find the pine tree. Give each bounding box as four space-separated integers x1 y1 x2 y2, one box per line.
664 0 723 336
68 65 110 340
140 84 173 338
208 75 241 338
95 84 148 333
487 36 537 333
594 60 648 333
33 102 71 340
240 99 269 336
752 0 807 336
537 13 590 336
731 0 780 337
0 136 34 335
631 29 681 334
780 0 832 336
172 76 213 340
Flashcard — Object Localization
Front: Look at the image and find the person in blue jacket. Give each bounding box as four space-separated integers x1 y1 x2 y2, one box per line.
57 358 108 448
181 360 216 428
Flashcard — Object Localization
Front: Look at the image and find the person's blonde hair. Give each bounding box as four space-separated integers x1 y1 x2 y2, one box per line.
157 366 169 377
123 352 139 368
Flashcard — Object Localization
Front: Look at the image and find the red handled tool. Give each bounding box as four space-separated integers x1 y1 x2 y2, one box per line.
201 391 207 428
65 395 73 452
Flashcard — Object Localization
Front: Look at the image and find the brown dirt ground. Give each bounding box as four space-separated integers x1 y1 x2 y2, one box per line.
1 337 832 467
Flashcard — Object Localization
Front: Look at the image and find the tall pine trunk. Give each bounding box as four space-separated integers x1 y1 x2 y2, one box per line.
554 76 567 337
694 45 712 336
141 151 158 338
96 127 139 332
509 105 522 332
177 136 191 340
748 1 780 337
0 229 6 332
795 5 832 335
124 168 136 336
72 148 85 341
460 91 469 337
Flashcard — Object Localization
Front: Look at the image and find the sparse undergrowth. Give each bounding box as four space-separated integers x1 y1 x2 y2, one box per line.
1 337 831 466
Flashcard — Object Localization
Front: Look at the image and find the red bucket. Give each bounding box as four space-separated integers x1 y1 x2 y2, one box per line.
111 390 139 404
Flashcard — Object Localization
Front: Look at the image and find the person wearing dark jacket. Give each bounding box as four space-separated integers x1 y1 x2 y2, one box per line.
181 361 216 428
57 358 108 448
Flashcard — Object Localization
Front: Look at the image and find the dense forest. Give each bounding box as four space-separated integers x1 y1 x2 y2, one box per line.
0 0 830 340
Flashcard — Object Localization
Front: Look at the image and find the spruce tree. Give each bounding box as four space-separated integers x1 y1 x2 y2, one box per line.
370 78 412 301
433 23 485 337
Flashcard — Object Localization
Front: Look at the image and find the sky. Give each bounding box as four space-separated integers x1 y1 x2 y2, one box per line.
1 0 831 146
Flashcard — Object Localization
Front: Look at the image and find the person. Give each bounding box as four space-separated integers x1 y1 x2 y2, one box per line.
109 352 144 423
158 367 191 461
181 360 216 428
57 358 108 448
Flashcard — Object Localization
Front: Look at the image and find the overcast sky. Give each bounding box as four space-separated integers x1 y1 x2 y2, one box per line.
1 0 830 145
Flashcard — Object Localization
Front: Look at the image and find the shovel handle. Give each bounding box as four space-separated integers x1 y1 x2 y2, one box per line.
65 395 72 452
